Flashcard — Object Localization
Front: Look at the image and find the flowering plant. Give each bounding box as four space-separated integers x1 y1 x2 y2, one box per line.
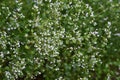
0 0 119 80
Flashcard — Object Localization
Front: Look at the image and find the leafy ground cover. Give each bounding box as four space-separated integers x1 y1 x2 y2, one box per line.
0 0 120 80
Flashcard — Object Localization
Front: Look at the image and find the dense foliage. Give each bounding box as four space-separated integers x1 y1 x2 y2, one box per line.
0 0 119 80
83 0 120 79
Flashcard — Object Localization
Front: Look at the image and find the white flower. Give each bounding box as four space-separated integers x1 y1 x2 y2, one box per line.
114 33 120 37
93 22 97 26
108 21 111 26
90 12 94 17
109 0 113 2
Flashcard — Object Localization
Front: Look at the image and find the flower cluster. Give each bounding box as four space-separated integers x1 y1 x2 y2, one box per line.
0 0 115 80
